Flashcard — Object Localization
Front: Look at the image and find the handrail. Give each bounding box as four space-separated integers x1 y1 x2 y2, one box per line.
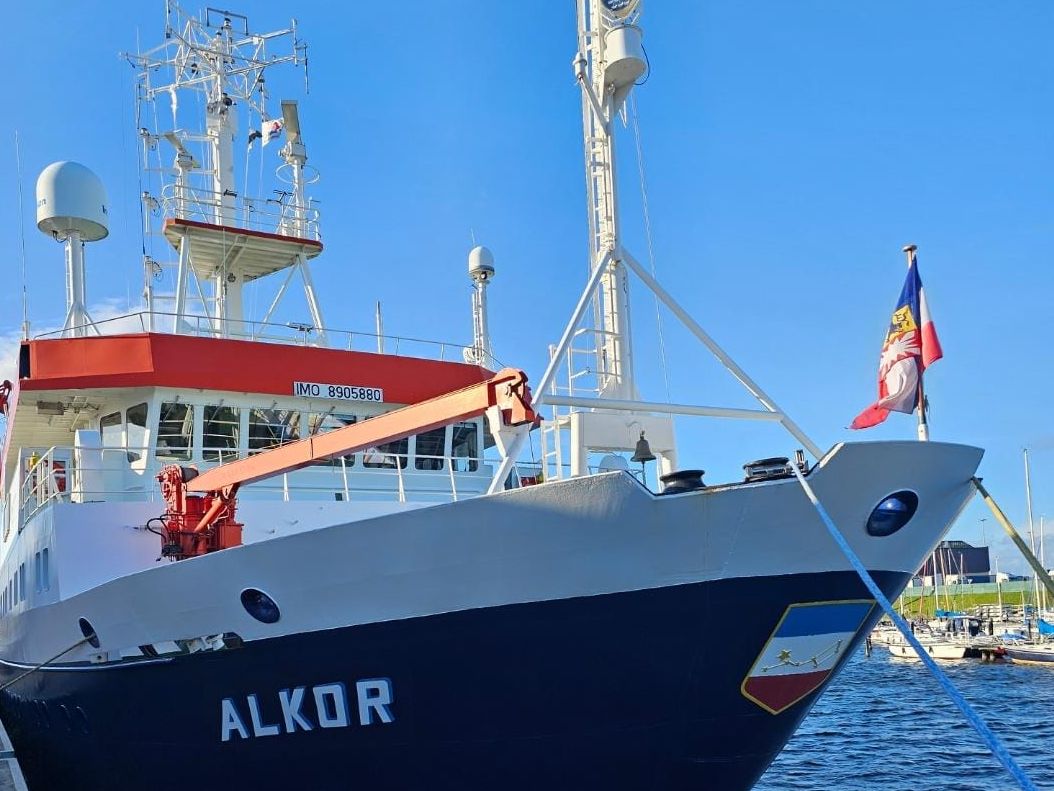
18 447 71 529
185 368 535 492
31 310 476 364
159 183 322 242
13 444 495 531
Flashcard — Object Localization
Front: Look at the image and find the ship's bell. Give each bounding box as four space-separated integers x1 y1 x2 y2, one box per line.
631 431 656 463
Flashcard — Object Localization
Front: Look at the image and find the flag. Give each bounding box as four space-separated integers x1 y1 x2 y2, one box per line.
262 118 284 146
850 254 943 430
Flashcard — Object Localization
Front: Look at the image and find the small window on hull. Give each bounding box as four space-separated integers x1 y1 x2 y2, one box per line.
866 491 919 537
240 588 281 624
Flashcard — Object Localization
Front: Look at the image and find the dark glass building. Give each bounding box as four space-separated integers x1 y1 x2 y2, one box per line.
917 539 990 580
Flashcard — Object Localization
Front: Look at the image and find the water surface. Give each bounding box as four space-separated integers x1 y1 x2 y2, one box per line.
756 649 1053 790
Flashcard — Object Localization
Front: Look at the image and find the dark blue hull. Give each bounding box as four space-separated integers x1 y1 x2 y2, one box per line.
0 570 906 790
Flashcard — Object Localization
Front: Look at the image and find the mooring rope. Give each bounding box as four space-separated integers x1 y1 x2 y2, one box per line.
788 463 1037 791
0 634 96 695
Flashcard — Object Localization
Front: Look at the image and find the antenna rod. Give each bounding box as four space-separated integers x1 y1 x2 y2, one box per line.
375 301 384 354
15 131 29 340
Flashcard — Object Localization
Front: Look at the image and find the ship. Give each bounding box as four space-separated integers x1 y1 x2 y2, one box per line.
0 2 982 789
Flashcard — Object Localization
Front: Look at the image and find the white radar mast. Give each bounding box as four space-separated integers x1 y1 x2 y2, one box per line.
127 4 327 343
464 245 496 369
36 161 109 338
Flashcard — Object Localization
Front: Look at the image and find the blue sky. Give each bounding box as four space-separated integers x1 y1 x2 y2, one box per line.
1 2 1051 573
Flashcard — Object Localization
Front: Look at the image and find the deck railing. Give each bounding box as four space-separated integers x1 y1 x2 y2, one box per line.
160 184 323 242
15 446 499 532
33 311 477 363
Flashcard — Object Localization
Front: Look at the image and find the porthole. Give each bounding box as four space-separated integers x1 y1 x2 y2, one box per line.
866 491 919 537
78 618 100 649
240 588 281 624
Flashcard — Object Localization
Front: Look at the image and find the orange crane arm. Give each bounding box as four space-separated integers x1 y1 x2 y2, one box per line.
186 367 536 493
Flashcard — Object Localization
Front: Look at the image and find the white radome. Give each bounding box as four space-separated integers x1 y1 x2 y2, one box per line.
36 160 109 241
603 25 645 90
468 245 495 282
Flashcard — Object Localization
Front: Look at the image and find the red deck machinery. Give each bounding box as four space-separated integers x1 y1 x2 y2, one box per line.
156 368 537 560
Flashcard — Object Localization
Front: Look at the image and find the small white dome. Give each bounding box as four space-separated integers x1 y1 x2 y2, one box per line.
36 161 109 241
467 245 495 281
598 454 630 472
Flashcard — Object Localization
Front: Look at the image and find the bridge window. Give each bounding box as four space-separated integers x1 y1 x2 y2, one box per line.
100 412 122 448
249 408 301 454
415 428 447 471
203 406 241 462
157 402 193 461
308 412 357 467
363 438 408 469
126 403 149 462
452 422 479 472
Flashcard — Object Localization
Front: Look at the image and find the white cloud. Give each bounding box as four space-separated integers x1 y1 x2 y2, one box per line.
0 326 23 388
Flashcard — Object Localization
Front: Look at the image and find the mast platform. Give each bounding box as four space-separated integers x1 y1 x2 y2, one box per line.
163 218 323 283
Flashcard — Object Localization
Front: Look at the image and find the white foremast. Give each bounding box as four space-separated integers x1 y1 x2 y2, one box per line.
536 0 823 484
576 0 638 401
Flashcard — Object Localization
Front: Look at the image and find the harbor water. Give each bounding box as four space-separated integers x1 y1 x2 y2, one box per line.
757 648 1053 790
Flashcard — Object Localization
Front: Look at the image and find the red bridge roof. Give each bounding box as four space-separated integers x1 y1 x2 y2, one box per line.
19 333 491 404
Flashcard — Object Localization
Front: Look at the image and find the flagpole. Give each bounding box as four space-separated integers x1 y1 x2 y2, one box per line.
902 243 929 441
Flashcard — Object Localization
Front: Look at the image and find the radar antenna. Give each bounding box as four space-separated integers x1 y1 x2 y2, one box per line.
35 162 109 338
125 3 326 343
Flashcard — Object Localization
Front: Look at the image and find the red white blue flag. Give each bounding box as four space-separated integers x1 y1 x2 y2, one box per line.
741 600 874 715
850 254 943 430
262 118 284 147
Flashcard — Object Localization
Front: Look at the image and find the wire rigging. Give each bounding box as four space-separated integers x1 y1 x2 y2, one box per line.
628 93 671 403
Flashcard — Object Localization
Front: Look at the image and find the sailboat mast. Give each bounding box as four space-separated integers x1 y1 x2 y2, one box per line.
1041 515 1048 615
931 550 939 616
1024 448 1039 616
995 556 1003 618
938 547 951 611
